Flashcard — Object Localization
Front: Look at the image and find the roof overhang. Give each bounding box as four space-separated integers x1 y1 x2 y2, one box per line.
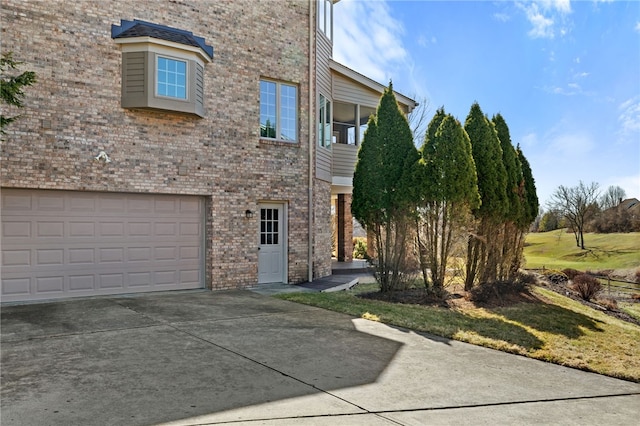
329 59 418 113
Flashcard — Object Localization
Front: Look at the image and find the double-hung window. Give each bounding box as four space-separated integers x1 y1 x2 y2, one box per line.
318 94 331 148
260 80 298 142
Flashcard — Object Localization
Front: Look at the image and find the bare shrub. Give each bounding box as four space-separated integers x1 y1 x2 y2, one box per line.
570 274 602 301
597 297 618 311
468 278 528 305
635 269 640 284
562 268 582 280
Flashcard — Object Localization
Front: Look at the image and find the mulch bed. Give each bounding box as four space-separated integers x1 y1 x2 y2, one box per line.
357 278 640 327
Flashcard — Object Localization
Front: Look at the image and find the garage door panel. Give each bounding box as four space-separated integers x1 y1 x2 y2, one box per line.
37 249 64 265
69 275 95 291
1 189 204 302
36 276 64 293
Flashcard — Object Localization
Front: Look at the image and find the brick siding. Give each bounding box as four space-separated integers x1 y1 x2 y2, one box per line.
1 0 331 288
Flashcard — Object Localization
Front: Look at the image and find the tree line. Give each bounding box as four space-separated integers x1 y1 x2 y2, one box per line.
352 84 538 294
537 183 639 244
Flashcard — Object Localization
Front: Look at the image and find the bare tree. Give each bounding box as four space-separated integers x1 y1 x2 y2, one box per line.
599 185 626 210
548 181 600 249
407 96 431 146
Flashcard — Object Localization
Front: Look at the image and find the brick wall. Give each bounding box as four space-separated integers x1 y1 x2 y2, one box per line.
1 0 330 288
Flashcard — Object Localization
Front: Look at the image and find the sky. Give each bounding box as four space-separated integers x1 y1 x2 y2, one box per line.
332 0 640 206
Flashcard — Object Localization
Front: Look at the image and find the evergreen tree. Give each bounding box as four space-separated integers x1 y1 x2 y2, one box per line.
463 103 507 288
1 52 36 135
352 83 419 292
416 111 479 293
493 114 524 280
517 145 539 227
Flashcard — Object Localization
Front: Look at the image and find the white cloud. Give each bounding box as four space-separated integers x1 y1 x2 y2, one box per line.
516 0 572 39
548 132 595 157
333 0 407 84
635 22 640 33
605 174 640 199
493 12 511 23
618 97 640 135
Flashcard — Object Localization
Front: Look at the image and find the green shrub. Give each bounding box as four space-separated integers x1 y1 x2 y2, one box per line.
353 238 368 260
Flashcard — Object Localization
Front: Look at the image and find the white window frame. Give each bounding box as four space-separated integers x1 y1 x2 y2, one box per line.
318 0 333 40
318 94 332 149
260 79 298 143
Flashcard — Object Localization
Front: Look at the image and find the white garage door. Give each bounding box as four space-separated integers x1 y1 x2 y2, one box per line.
1 189 204 303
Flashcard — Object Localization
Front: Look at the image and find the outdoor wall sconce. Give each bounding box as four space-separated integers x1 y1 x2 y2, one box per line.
94 150 111 163
245 209 254 219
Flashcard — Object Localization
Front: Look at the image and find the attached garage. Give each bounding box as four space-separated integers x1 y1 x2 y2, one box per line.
1 189 205 303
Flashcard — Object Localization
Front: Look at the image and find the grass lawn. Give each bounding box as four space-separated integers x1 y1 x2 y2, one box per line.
277 283 640 382
524 230 640 271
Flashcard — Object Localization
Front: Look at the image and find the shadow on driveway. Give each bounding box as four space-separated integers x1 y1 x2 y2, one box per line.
1 290 402 426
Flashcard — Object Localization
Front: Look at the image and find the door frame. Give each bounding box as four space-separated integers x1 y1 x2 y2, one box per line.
257 201 288 284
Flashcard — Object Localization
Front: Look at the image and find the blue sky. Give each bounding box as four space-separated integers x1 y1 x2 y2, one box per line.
333 0 640 205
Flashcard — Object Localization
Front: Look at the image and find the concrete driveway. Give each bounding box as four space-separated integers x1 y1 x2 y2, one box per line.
1 290 639 425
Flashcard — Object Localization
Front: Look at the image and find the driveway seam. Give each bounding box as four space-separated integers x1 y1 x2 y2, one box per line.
164 321 372 415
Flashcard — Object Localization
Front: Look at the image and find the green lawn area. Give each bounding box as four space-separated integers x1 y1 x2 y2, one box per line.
523 230 640 271
277 283 640 382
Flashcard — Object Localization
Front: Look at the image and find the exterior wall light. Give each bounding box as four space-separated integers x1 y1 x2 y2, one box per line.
245 209 254 219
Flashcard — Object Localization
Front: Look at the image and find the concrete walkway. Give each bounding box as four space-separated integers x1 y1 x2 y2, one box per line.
1 290 639 425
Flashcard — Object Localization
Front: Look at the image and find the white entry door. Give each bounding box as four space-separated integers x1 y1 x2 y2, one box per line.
258 203 286 284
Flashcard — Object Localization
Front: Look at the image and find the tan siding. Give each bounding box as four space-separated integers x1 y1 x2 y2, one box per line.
331 144 358 178
316 34 332 96
333 74 381 107
315 32 332 181
316 147 332 182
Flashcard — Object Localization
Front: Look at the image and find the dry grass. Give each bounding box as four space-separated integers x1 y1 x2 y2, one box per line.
277 283 640 382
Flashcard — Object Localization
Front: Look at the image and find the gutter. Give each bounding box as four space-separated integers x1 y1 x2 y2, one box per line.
308 0 314 283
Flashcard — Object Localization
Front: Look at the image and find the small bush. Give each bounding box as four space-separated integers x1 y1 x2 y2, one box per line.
562 268 582 280
635 269 640 284
352 238 368 260
542 270 568 284
468 280 527 305
570 274 602 301
597 297 618 311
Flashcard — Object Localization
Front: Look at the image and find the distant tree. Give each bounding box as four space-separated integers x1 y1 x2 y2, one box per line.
600 185 626 210
539 210 561 232
407 95 431 146
1 51 37 135
464 103 508 289
416 110 479 294
548 181 600 249
352 83 420 293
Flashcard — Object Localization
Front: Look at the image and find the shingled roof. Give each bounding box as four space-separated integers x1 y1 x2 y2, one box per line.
111 19 214 60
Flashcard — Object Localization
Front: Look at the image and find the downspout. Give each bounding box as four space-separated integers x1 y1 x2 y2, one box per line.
307 0 314 282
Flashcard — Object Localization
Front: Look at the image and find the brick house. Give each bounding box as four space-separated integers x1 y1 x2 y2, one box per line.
1 0 416 302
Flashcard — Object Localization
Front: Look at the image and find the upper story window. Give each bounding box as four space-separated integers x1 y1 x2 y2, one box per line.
260 79 298 142
318 0 333 40
112 19 213 117
318 94 331 148
157 57 187 99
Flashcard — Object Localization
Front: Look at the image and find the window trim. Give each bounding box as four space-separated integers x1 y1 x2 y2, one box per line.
318 94 332 149
155 55 188 101
259 79 299 143
318 0 333 41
